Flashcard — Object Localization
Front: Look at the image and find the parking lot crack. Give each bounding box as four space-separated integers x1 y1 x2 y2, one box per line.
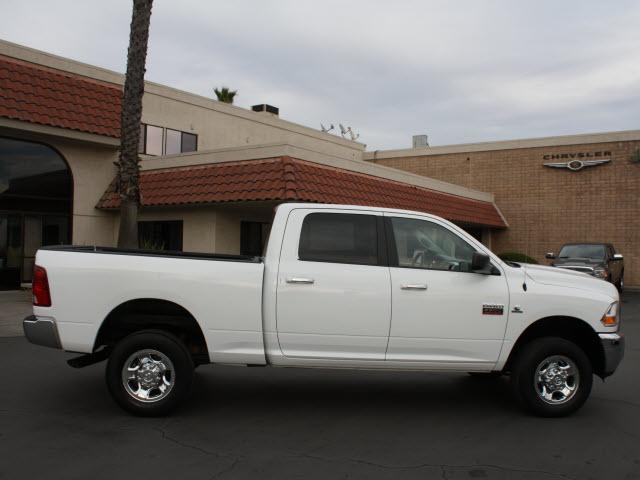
209 457 241 480
295 453 576 479
153 425 230 459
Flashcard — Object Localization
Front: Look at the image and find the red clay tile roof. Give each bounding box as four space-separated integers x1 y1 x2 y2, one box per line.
0 55 122 137
97 156 506 228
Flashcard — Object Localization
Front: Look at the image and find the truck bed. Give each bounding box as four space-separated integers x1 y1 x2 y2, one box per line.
33 246 266 364
40 245 262 263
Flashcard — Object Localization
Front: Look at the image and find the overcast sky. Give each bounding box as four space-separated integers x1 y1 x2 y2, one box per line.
1 0 639 150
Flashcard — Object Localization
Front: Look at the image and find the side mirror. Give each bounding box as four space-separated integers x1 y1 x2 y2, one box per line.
471 251 491 273
613 253 623 261
545 252 556 259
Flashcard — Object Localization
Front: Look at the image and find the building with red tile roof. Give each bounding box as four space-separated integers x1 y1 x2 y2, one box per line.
0 39 509 286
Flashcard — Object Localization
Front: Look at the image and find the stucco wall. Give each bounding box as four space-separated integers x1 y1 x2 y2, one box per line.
140 93 363 163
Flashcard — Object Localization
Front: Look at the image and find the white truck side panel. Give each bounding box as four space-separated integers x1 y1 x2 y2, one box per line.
34 249 266 364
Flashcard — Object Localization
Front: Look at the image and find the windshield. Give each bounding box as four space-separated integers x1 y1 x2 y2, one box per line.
558 244 605 260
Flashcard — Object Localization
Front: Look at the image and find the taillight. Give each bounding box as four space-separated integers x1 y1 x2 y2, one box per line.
32 265 51 307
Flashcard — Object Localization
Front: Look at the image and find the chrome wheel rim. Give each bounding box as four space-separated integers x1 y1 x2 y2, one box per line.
534 355 580 405
121 349 175 403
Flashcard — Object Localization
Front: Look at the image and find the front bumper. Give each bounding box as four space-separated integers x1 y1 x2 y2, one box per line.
23 315 61 349
599 332 625 377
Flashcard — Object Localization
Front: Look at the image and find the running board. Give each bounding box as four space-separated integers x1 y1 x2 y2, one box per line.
67 348 111 368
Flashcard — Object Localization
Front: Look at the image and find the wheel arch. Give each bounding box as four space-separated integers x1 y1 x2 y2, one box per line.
504 316 605 377
94 298 209 364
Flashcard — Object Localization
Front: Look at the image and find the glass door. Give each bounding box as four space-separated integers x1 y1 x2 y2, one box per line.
0 214 22 289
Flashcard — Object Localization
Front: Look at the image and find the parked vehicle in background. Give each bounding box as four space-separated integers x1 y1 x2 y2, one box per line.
546 243 624 291
23 204 624 418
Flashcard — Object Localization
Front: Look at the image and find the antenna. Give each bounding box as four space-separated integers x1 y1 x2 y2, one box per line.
346 126 360 141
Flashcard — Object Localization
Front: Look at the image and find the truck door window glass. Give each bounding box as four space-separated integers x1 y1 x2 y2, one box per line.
298 213 378 265
390 217 475 272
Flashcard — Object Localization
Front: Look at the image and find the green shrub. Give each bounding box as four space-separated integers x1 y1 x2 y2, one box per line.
498 252 539 264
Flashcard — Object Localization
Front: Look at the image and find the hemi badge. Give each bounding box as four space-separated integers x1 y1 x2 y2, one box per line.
482 304 504 315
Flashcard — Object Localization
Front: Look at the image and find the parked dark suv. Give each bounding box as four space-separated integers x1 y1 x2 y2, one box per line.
546 243 624 290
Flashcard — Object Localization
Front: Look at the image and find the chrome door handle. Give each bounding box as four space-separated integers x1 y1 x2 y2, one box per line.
286 277 315 284
401 284 427 290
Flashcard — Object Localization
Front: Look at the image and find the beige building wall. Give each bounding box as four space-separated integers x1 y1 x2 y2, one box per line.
121 203 275 255
368 137 640 286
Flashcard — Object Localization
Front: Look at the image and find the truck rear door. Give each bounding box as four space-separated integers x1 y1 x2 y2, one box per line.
276 208 391 360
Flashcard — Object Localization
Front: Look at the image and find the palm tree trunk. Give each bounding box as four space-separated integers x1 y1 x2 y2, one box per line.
117 0 153 248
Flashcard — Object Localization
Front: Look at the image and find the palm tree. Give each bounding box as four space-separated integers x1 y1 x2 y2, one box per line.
214 87 237 104
116 0 153 248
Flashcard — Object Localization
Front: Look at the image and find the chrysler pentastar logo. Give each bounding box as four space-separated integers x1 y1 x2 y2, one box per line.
543 151 611 171
544 158 610 171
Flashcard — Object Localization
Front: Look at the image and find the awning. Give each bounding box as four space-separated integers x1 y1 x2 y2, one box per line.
97 156 507 228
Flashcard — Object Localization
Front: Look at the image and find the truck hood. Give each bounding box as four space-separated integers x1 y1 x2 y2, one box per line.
522 263 617 299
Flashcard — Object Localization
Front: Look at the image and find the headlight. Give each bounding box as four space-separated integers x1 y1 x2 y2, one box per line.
601 302 619 327
593 267 608 279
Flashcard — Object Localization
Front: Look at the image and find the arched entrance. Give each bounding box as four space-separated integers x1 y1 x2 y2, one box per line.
0 137 72 289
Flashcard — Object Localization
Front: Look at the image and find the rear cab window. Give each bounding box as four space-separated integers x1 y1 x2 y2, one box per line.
298 212 381 266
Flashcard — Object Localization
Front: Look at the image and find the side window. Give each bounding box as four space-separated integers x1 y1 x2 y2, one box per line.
390 217 476 272
298 213 378 266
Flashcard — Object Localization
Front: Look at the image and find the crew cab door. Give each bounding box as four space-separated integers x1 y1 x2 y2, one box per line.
276 208 391 360
384 214 509 369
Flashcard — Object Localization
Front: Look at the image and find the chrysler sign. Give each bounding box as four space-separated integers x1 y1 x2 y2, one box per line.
543 151 611 171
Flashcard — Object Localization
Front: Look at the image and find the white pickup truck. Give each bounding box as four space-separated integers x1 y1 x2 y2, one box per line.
24 203 624 417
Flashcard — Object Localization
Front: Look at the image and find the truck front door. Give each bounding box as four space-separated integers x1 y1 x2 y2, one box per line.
276 208 391 360
384 214 509 369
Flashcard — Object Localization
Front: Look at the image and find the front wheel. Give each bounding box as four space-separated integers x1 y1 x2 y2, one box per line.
106 330 194 416
511 337 592 417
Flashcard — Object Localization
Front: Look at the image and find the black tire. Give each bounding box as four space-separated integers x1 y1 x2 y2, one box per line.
616 272 624 292
511 337 592 417
106 330 194 416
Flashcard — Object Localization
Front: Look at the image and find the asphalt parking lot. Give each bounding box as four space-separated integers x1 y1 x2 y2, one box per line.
1 292 639 480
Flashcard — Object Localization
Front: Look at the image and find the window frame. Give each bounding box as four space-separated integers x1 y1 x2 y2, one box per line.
297 212 388 267
139 124 198 155
181 131 198 153
164 128 182 156
384 216 482 273
141 123 164 156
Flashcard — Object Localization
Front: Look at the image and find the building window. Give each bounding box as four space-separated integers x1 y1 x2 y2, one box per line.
165 129 198 155
138 220 183 251
144 125 164 156
181 132 197 153
240 221 270 256
0 137 72 287
139 124 198 156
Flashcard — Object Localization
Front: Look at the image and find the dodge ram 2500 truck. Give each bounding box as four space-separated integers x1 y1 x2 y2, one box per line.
23 203 624 417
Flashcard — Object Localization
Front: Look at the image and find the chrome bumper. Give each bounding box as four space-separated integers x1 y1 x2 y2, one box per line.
23 315 61 349
599 333 624 377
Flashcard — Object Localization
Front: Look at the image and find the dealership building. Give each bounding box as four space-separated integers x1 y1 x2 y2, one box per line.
0 39 638 288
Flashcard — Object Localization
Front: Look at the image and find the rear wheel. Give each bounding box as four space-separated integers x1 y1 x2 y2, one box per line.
511 337 592 417
106 330 194 416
